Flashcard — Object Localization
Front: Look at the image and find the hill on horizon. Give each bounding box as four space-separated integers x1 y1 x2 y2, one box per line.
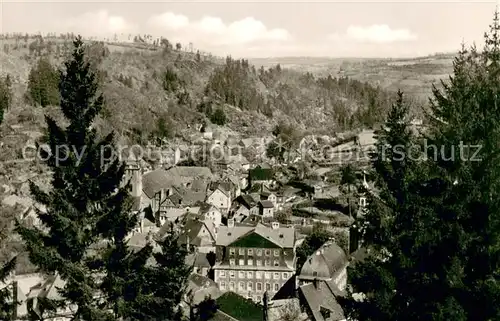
0 33 455 152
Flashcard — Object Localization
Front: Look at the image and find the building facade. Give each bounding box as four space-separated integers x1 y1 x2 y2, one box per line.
213 222 296 303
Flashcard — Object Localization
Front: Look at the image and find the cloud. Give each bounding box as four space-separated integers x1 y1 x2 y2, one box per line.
148 12 189 30
147 12 291 46
329 24 417 44
54 10 137 37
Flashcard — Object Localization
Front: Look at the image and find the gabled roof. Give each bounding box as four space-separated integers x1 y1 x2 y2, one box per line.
259 200 274 208
142 169 172 199
165 166 213 179
209 182 231 198
216 223 294 248
179 220 215 246
236 194 257 209
185 252 211 268
299 280 345 321
300 241 348 280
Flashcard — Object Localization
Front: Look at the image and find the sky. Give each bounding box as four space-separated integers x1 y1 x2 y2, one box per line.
0 0 498 58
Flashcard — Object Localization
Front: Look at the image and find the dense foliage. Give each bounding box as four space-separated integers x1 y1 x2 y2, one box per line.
27 57 60 107
342 12 500 321
15 36 191 321
0 75 12 125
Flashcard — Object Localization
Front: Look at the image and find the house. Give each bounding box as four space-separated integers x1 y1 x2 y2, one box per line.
223 175 242 198
260 191 277 208
184 273 222 306
233 194 260 218
302 180 328 199
202 124 214 140
259 200 275 217
157 206 201 227
185 252 212 277
297 240 348 291
298 279 346 321
1 273 44 320
178 219 217 253
213 221 296 303
206 183 232 213
25 273 77 320
199 203 223 227
248 166 274 188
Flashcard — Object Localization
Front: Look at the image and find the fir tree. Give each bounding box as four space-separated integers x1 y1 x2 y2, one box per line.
0 257 17 320
342 12 500 320
27 57 60 107
15 36 139 320
341 91 465 320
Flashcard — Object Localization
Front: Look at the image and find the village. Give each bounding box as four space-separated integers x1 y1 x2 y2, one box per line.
0 123 387 321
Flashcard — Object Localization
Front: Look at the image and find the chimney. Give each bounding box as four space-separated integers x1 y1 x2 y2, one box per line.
228 219 234 228
313 278 319 290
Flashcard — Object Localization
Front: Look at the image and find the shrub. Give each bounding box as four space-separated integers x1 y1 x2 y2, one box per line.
210 107 227 126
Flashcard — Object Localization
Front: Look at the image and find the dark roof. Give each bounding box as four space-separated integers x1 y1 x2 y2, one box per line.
300 241 348 280
185 252 211 268
142 169 172 198
179 220 215 246
299 280 345 321
259 200 274 208
237 194 257 209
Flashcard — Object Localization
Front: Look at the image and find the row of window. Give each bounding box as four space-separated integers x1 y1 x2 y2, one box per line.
220 281 281 292
219 270 289 280
229 258 281 267
229 248 280 256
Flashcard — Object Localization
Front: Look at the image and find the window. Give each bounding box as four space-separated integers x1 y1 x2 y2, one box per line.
230 271 235 279
230 259 235 266
313 271 318 277
266 283 271 291
247 271 253 279
274 250 279 256
265 260 271 266
274 283 279 291
265 250 271 256
239 248 245 255
220 282 226 290
229 282 235 290
265 272 271 279
256 271 262 279
274 260 279 266
274 272 280 279
239 282 245 291
256 249 262 256
257 295 262 302
282 272 288 279
239 271 245 279
229 248 235 255
257 282 262 291
256 260 262 266
248 249 253 255
239 259 244 265
247 259 253 266
219 270 226 277
247 282 253 290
